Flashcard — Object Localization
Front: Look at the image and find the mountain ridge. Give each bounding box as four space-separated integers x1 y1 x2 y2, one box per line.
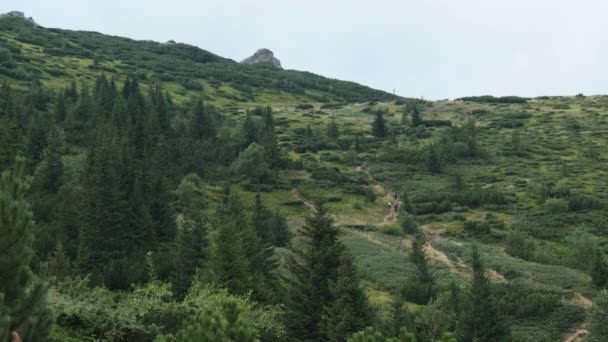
0 15 401 107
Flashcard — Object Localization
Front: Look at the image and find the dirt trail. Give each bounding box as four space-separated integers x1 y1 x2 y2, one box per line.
563 323 588 342
291 188 316 212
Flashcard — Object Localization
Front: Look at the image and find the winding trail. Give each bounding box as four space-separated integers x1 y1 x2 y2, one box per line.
292 174 592 341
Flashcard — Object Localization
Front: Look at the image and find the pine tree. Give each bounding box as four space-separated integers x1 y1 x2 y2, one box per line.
327 118 340 140
54 91 67 123
321 252 371 342
206 191 252 296
408 237 436 304
172 214 207 299
77 125 129 285
284 206 344 341
0 157 51 341
0 82 15 118
0 116 25 171
372 110 387 138
252 193 273 244
191 98 216 140
33 124 64 194
410 102 422 127
460 246 510 342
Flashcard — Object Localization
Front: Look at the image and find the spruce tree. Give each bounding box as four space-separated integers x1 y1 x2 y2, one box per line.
191 98 215 140
410 102 422 127
408 237 436 304
460 246 510 342
206 191 252 296
262 106 280 167
0 157 50 341
172 214 207 299
77 125 129 285
321 252 371 342
284 206 344 341
372 110 387 138
0 82 15 117
33 124 64 194
327 118 340 140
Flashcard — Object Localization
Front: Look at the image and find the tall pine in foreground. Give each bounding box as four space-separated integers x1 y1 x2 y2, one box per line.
460 246 510 342
0 158 50 341
284 206 343 341
321 251 371 342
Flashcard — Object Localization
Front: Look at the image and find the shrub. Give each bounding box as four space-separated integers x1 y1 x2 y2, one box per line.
568 194 603 211
296 103 314 110
400 215 419 235
543 198 568 213
379 224 402 236
505 230 536 260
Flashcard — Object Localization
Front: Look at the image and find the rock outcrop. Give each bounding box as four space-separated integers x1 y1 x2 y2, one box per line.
240 48 282 69
0 11 38 25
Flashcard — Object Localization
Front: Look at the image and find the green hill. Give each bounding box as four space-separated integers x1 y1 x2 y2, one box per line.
0 16 399 107
2 13 608 342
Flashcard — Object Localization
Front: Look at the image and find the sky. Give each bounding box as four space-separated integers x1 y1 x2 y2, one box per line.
3 0 608 99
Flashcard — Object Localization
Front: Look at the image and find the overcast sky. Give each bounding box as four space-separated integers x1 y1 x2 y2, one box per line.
3 0 608 99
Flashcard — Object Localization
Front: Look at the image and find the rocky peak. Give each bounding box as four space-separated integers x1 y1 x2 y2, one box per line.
240 48 282 69
0 11 38 25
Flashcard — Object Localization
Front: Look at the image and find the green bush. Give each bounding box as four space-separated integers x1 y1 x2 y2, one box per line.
543 198 568 213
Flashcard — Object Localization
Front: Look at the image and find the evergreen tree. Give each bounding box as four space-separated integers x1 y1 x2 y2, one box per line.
407 237 436 304
460 246 510 342
427 144 441 174
0 82 15 118
151 85 171 134
0 117 25 171
327 118 341 140
463 120 478 157
0 157 51 341
33 124 64 194
321 252 371 342
191 98 216 140
172 214 207 299
262 106 280 167
372 110 387 138
207 189 251 295
54 91 67 123
410 102 422 127
252 192 274 244
284 206 344 341
77 125 130 286
171 296 259 342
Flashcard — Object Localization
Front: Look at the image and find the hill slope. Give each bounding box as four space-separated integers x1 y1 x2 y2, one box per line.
0 16 399 107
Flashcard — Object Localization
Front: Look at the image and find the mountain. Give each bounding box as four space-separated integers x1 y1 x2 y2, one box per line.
0 15 399 107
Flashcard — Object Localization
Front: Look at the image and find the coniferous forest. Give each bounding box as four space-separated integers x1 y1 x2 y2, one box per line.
2 14 608 342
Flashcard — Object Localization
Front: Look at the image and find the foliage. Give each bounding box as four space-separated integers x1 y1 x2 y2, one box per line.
0 158 51 341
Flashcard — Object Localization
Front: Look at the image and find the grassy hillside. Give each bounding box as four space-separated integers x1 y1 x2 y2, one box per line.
2 14 608 342
0 16 399 107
